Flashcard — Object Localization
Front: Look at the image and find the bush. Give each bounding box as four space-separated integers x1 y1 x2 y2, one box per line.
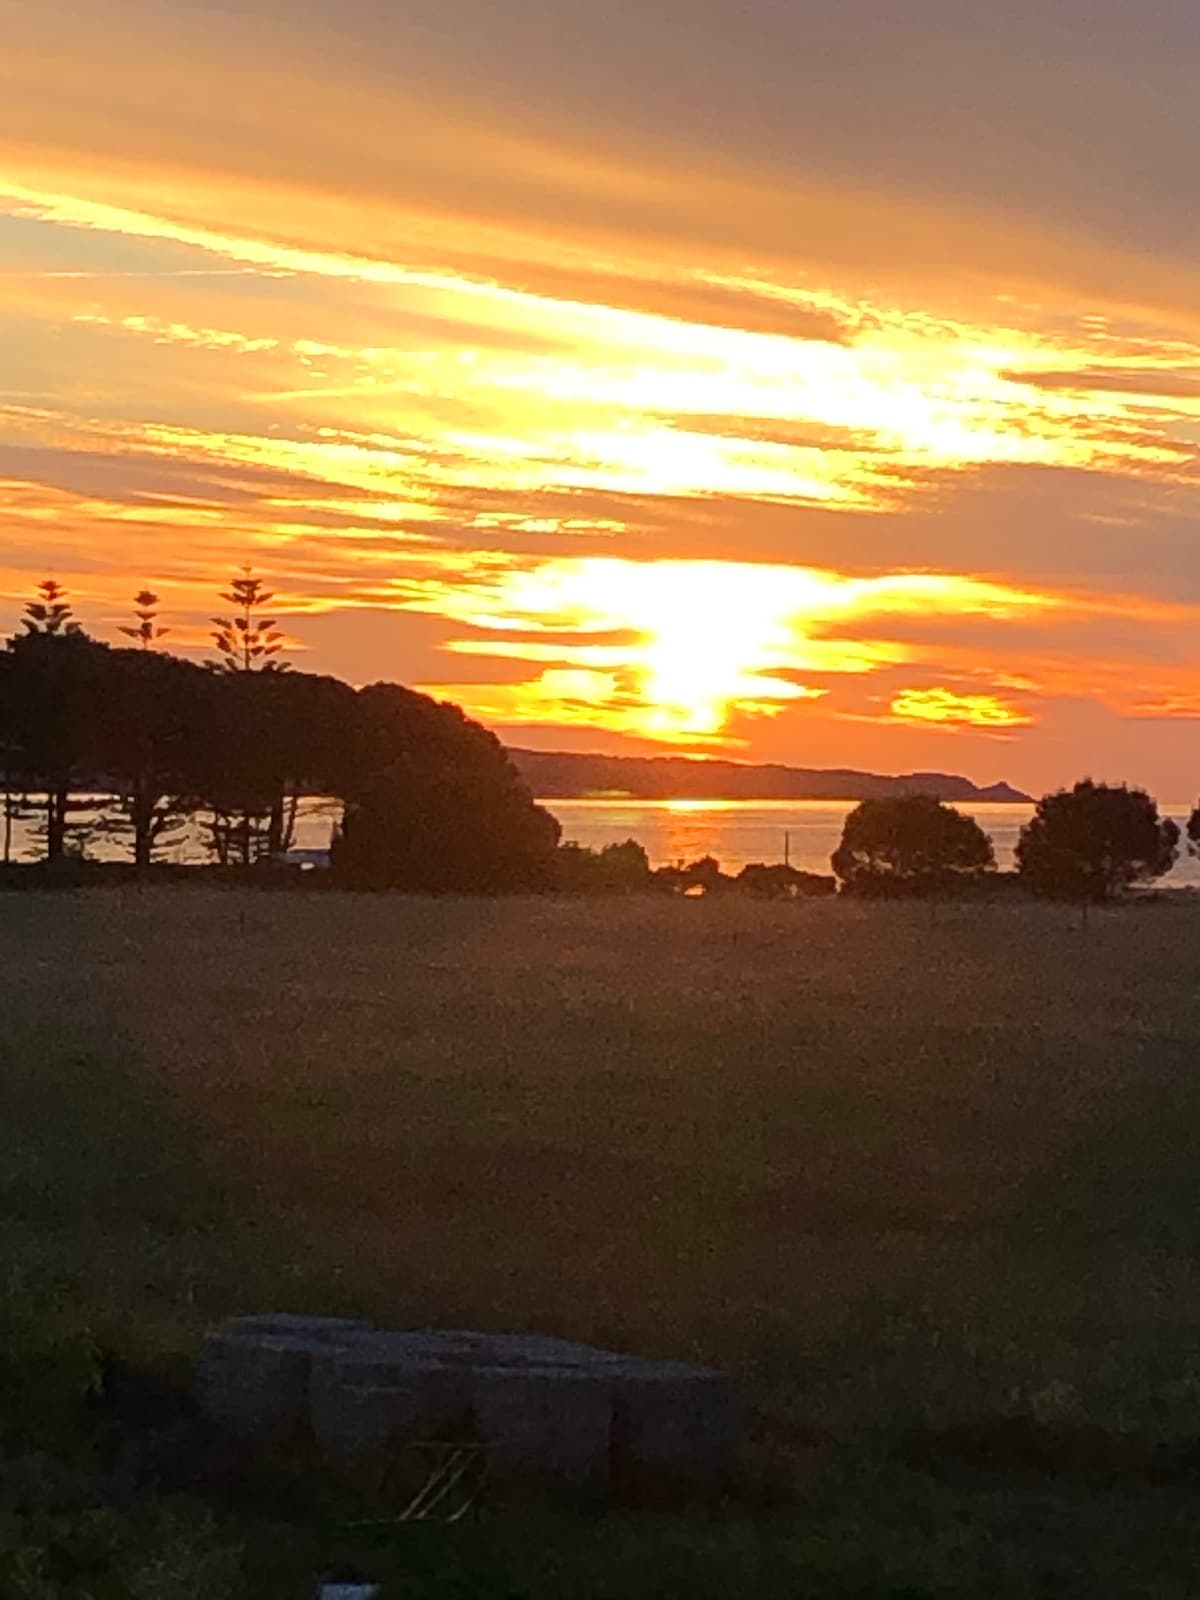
832 795 995 895
736 863 837 899
1017 779 1179 902
556 839 653 893
653 856 732 896
332 684 561 892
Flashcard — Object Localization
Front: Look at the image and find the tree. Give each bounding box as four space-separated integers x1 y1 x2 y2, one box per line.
333 683 561 891
736 862 837 899
196 670 354 867
653 855 732 895
2 582 104 861
119 589 170 650
556 838 652 892
211 570 288 673
831 794 995 895
1188 804 1200 861
21 578 82 638
93 650 209 871
1017 779 1178 903
208 570 294 859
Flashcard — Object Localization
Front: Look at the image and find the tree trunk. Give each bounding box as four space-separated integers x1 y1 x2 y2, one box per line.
267 791 285 858
46 785 67 862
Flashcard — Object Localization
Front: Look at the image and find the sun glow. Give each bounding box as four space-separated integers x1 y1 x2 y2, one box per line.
413 557 1054 743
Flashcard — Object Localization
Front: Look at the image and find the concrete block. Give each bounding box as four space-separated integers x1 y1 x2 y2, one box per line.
309 1357 472 1460
472 1365 613 1488
196 1333 320 1443
225 1313 374 1342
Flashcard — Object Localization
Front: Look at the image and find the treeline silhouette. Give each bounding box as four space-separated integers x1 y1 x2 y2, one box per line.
561 783 1189 906
0 577 561 890
2 577 1195 902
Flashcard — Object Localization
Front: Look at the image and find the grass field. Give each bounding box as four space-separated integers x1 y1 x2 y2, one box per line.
7 887 1200 1595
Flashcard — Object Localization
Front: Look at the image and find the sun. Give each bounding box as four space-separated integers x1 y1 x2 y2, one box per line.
414 556 1053 743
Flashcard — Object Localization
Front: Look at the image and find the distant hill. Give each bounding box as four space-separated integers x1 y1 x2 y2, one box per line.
508 748 1030 804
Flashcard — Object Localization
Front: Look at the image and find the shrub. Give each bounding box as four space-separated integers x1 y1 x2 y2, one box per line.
831 795 994 895
1016 779 1178 902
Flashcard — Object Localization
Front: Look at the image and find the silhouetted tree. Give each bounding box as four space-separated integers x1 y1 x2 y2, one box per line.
21 578 82 639
1017 779 1178 903
1188 803 1200 861
736 862 837 899
208 570 295 858
653 854 732 895
119 589 170 650
831 794 995 895
556 838 652 892
333 683 560 891
1 582 105 861
211 570 288 673
198 670 354 866
94 650 210 871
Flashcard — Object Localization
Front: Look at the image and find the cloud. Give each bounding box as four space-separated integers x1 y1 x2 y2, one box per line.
888 687 1034 730
5 0 1200 794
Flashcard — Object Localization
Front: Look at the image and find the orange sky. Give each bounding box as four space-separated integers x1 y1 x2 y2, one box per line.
4 1 1200 795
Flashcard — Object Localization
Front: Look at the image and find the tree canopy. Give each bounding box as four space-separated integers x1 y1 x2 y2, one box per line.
1016 779 1179 902
331 683 561 892
0 579 560 889
831 794 995 895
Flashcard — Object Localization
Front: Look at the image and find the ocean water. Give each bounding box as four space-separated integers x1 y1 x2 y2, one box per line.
542 797 1200 887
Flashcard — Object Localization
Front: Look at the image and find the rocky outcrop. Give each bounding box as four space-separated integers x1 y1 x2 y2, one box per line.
196 1315 740 1495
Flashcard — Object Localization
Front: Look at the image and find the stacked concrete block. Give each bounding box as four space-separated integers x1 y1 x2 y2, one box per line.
195 1314 741 1494
195 1314 373 1443
472 1364 615 1487
310 1351 472 1460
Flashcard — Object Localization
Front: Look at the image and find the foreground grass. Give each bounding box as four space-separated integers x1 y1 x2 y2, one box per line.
6 888 1200 1594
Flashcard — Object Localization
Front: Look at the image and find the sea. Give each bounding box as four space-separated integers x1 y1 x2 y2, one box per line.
544 797 1200 888
7 795 1200 888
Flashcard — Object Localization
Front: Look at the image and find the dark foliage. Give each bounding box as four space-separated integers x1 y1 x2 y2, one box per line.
1 582 562 893
1186 802 1200 862
92 649 210 870
0 620 110 861
831 794 995 895
653 855 733 895
736 862 837 899
332 683 561 891
1016 779 1179 902
211 571 287 673
196 670 356 865
556 838 653 892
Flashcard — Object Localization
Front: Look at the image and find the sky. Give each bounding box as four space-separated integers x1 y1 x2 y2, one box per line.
4 0 1200 795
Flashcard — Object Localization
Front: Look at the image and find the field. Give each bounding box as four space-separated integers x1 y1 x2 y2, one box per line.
7 887 1200 1595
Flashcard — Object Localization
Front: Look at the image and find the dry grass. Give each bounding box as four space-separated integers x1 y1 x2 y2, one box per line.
9 887 1200 1594
8 888 1200 1412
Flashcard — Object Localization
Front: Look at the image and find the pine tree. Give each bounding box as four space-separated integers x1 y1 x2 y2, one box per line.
22 578 82 638
120 589 170 650
6 580 100 861
208 571 293 864
211 570 287 673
